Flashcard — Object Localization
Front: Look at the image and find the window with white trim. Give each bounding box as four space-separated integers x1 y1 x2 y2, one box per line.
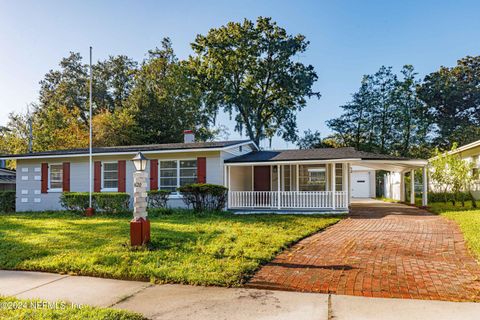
299 164 327 191
49 164 63 191
159 160 197 193
102 162 118 190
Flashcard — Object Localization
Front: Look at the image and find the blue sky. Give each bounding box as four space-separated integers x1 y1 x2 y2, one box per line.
0 0 479 148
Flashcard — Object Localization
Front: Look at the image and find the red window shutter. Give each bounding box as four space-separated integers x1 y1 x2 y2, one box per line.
94 161 102 192
150 159 158 190
197 157 206 183
41 163 48 193
118 160 126 192
62 162 70 192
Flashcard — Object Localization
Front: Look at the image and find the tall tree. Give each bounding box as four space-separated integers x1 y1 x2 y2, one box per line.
39 52 137 125
393 65 431 157
126 38 214 144
418 56 480 149
328 65 431 157
297 130 342 149
328 75 375 150
189 17 320 145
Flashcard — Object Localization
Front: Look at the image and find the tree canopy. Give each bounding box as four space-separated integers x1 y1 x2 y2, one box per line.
417 56 480 149
188 17 320 145
327 57 480 157
327 65 430 157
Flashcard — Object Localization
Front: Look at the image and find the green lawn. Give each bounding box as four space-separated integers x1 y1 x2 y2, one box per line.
0 211 340 286
0 296 145 320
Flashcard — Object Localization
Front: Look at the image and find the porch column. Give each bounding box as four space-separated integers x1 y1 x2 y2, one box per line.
227 166 231 208
389 172 393 199
343 162 349 208
400 172 406 202
331 163 336 209
422 166 428 207
410 169 415 205
224 165 228 188
296 164 299 191
277 165 281 209
347 163 352 206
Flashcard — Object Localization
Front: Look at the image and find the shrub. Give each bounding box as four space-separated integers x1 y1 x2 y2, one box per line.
147 207 175 217
147 190 171 208
178 183 228 212
0 190 15 213
428 191 473 206
60 192 130 213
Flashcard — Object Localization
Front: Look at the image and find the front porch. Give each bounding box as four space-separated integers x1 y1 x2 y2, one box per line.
225 162 351 211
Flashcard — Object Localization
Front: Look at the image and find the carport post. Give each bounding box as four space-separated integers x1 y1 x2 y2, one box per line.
277 165 281 209
422 166 428 207
400 172 406 202
410 169 415 205
331 163 336 209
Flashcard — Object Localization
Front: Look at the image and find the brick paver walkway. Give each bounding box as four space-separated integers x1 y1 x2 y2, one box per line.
247 200 480 301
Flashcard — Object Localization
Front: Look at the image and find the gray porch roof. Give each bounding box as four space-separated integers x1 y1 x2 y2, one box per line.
225 147 428 172
225 147 413 163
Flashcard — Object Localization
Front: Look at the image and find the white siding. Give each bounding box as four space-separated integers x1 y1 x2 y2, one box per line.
15 150 225 212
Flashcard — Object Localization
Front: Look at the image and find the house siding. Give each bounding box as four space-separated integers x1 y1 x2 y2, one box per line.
15 150 227 212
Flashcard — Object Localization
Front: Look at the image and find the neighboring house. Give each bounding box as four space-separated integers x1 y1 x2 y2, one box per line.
0 167 16 191
0 131 428 212
428 139 480 200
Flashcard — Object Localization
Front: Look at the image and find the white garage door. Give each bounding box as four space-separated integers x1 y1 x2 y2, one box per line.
351 172 371 198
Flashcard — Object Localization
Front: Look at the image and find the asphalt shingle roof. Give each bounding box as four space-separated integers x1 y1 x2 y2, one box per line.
0 140 251 159
225 147 414 163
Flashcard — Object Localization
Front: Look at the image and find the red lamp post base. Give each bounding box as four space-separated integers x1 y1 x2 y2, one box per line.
85 207 95 216
130 217 150 246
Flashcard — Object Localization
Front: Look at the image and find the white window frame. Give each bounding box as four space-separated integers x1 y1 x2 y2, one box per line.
158 158 197 197
101 161 119 192
307 167 326 184
48 163 63 193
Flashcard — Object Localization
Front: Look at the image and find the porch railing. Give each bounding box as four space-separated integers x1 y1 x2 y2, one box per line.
228 191 348 210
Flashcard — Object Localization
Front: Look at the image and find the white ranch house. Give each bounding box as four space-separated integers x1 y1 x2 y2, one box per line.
1 132 429 212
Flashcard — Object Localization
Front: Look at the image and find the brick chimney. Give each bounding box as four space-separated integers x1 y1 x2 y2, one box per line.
183 130 195 143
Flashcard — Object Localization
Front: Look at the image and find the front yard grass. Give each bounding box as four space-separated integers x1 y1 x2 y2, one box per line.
0 211 340 286
0 296 146 320
439 209 480 261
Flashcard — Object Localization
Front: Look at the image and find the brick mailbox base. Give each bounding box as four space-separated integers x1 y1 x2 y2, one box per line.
85 207 95 217
130 217 150 246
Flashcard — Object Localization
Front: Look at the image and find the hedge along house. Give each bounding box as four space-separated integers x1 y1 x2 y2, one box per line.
1 132 428 212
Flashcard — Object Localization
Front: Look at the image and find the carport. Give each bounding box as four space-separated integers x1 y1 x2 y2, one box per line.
224 147 429 212
349 159 429 206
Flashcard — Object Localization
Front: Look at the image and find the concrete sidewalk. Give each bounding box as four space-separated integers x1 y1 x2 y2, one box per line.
1 270 479 320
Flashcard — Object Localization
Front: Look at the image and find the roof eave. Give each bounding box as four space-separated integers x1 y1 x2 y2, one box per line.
1 141 253 160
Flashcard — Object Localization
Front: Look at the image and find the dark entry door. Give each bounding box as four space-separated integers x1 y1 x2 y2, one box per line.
254 166 271 191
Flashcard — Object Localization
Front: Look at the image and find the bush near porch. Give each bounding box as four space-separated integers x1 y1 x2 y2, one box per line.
0 210 340 286
60 192 131 213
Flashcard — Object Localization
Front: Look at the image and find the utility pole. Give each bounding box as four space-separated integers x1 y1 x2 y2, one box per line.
87 46 94 215
27 104 33 153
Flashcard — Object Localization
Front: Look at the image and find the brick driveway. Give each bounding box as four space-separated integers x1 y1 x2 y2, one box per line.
247 200 480 301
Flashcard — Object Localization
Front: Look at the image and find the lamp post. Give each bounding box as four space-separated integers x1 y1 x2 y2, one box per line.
130 152 150 246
